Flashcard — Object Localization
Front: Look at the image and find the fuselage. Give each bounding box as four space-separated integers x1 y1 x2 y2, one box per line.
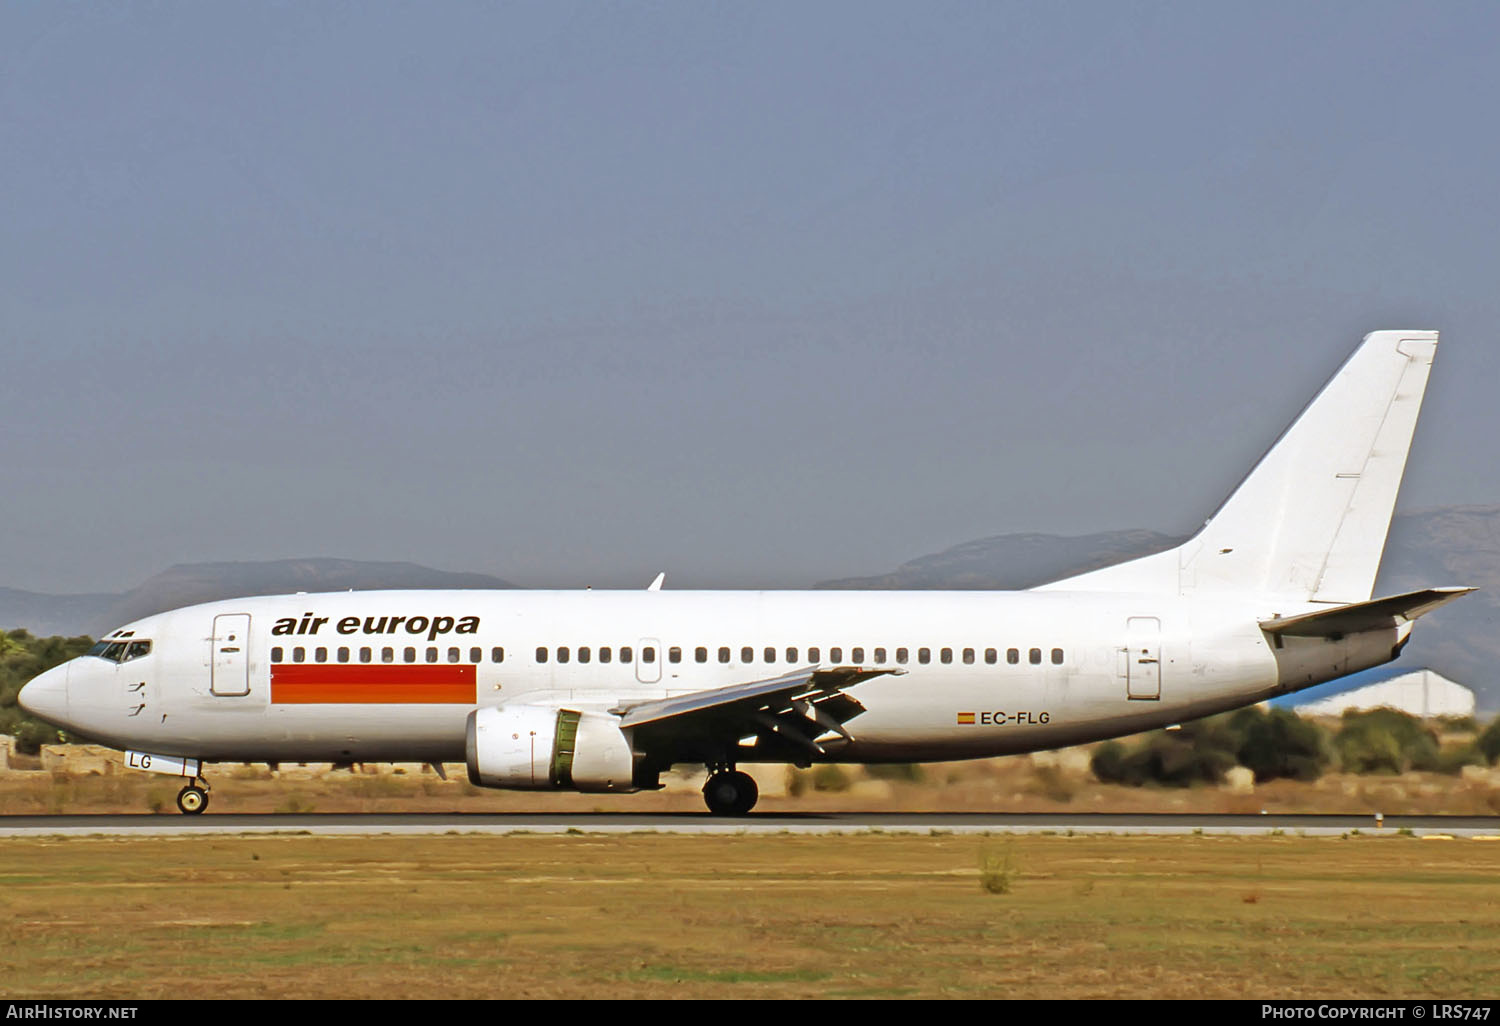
20 586 1401 767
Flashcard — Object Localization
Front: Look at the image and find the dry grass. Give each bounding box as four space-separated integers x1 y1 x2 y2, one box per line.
5 747 1500 816
1 833 1497 999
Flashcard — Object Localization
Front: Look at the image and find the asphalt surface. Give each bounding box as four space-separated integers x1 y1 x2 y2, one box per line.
3 811 1499 836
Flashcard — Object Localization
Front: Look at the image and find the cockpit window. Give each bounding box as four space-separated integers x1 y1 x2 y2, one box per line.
87 639 151 663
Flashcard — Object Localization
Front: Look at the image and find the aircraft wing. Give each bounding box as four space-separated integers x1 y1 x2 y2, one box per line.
1258 586 1475 638
614 665 897 761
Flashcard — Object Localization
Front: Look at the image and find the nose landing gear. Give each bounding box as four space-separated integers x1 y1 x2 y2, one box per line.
176 780 210 815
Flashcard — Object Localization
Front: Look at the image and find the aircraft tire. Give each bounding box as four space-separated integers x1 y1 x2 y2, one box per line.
176 785 209 815
703 770 758 815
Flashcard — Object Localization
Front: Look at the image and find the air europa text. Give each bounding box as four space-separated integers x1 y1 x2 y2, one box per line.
270 613 482 642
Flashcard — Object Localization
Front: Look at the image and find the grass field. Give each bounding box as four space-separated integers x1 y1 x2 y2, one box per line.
2 832 1497 999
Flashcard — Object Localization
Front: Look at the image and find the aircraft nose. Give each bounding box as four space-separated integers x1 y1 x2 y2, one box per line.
18 662 70 724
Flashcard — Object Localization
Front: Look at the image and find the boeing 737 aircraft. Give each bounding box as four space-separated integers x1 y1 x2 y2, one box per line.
19 330 1472 814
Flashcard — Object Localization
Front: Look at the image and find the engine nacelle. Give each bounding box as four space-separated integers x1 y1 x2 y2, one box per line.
465 704 638 792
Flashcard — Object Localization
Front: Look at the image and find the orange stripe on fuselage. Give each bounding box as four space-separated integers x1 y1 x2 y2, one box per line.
271 664 476 704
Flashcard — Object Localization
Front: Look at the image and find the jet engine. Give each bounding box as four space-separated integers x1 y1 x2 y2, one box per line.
465 705 639 792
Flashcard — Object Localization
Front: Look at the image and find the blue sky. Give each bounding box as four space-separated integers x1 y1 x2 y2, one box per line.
4 2 1499 593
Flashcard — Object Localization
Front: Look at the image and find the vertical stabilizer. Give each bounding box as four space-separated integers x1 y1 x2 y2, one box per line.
1037 330 1439 603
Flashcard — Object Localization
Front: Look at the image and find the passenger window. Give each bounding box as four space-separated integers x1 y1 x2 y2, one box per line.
696 646 708 663
830 647 843 662
404 647 417 663
1007 648 1019 665
600 647 612 664
962 648 974 665
874 647 886 663
896 647 908 664
985 648 997 665
785 647 798 663
360 647 372 663
315 647 328 663
918 648 930 665
764 647 776 664
486 647 499 663
578 647 591 664
381 647 394 663
940 648 953 664
337 647 350 663
536 647 548 663
808 647 820 663
293 648 305 663
718 647 730 664
642 647 655 663
1052 648 1064 665
425 647 438 663
741 646 754 663
852 647 865 663
1029 648 1042 665
448 647 461 663
669 646 682 664
271 646 284 663
557 647 570 664
620 646 633 662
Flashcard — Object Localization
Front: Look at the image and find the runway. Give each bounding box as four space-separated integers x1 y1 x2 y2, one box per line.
3 811 1500 837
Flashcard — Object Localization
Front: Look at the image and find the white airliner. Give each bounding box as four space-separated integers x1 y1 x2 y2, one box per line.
19 330 1471 815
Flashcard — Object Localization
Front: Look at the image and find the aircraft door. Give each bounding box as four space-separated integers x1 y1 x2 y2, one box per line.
635 638 661 684
1124 617 1161 701
211 614 252 696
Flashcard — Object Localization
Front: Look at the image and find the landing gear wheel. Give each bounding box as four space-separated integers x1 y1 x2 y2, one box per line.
176 785 209 815
703 770 758 815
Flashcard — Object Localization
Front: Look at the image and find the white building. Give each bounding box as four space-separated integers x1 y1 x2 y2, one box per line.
1294 668 1475 719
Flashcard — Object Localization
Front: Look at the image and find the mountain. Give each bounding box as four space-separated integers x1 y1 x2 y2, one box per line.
1 559 515 638
816 529 1187 591
0 589 117 639
816 507 1500 711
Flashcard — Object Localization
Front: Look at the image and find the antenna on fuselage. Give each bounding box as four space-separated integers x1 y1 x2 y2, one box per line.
647 572 666 591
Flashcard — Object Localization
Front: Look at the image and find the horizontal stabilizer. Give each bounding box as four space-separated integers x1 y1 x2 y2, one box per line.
1259 587 1475 638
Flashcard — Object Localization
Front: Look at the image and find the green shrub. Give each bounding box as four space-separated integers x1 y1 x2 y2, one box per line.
1334 708 1441 774
979 844 1018 895
1477 717 1500 765
1235 707 1333 782
1089 741 1130 784
1090 707 1332 787
811 764 851 792
1435 744 1486 775
0 629 95 754
1090 732 1234 787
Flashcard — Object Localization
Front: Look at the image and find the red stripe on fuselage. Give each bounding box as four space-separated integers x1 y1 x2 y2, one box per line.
270 664 476 704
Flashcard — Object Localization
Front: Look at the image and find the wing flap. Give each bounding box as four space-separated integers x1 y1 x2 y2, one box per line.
614 665 893 729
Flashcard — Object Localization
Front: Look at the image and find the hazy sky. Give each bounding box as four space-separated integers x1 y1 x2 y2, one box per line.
4 2 1499 594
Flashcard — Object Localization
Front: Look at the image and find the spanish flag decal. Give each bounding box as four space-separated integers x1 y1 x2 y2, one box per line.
956 711 976 725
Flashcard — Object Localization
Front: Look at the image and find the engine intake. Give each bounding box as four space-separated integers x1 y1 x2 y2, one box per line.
465 705 638 792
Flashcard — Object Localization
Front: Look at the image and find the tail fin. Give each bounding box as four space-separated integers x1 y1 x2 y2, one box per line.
1037 330 1440 603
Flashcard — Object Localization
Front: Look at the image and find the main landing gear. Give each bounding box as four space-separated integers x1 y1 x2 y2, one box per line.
703 768 758 815
176 780 210 815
